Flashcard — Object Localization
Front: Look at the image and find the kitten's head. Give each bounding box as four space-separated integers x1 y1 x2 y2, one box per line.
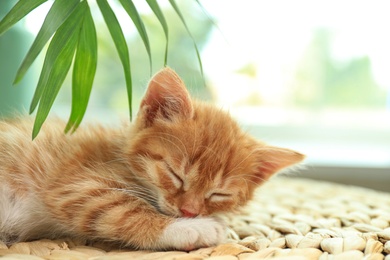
124 68 304 217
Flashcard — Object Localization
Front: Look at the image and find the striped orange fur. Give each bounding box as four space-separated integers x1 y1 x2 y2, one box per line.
0 68 304 250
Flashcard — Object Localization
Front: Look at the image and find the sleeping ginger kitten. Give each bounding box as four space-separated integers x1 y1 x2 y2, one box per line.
0 68 304 250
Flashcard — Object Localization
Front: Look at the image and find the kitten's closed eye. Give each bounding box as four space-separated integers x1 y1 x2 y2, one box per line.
165 163 184 189
208 192 233 203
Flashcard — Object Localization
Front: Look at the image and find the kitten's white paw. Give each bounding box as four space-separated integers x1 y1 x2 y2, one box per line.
158 217 226 250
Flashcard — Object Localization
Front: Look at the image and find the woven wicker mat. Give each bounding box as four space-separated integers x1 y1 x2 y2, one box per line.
1 177 389 260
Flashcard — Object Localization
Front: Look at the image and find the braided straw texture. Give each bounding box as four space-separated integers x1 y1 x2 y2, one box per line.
1 177 389 260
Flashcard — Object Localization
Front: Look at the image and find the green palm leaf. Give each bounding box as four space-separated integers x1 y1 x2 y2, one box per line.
97 0 133 120
194 0 225 38
146 0 169 65
0 0 48 36
118 0 152 73
65 2 97 133
14 0 79 85
29 0 81 114
168 0 204 78
32 1 86 139
1 0 207 138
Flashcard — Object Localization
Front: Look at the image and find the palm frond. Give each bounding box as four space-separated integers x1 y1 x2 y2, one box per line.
0 0 207 138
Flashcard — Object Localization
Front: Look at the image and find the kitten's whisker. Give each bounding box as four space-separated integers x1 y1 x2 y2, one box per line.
156 136 187 157
197 145 219 159
93 172 127 182
225 174 267 186
241 178 250 195
190 127 197 163
224 149 258 177
232 177 260 187
87 173 157 200
96 158 128 166
158 132 189 157
99 188 158 203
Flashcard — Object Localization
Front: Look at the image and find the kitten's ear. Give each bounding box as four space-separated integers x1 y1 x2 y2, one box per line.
252 146 305 184
139 67 193 127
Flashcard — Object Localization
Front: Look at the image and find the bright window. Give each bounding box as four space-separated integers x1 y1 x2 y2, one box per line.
201 0 390 168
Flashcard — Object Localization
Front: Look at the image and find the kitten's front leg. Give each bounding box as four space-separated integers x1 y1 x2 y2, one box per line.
158 217 226 251
91 199 226 250
44 179 225 250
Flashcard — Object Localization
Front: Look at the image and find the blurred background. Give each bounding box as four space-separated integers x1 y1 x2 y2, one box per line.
1 0 389 191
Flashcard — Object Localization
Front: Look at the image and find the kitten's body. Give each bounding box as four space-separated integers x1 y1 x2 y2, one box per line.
0 68 304 250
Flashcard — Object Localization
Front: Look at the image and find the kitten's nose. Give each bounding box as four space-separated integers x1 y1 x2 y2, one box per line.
180 208 198 218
